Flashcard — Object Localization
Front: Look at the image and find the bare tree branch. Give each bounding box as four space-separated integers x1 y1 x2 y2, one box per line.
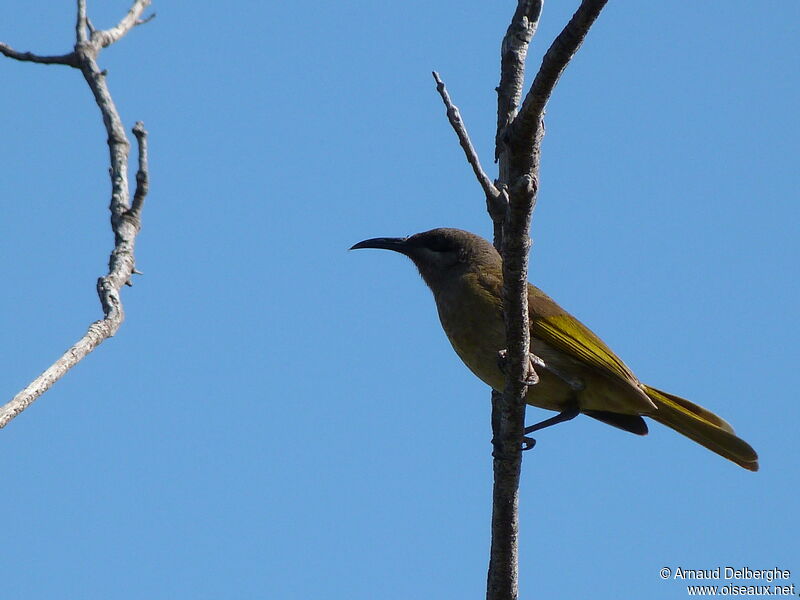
0 324 116 428
486 2 609 599
130 122 149 218
0 43 77 66
487 175 535 600
92 0 152 48
0 0 152 428
507 0 609 179
494 0 542 254
76 0 88 42
431 71 506 226
496 0 543 166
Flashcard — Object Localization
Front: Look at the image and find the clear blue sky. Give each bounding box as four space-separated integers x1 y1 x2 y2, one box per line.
1 2 797 598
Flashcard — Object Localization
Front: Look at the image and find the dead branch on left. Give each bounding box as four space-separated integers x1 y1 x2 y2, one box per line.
0 0 155 428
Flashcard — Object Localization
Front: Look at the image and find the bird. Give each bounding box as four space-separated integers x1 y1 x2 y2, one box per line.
351 227 758 471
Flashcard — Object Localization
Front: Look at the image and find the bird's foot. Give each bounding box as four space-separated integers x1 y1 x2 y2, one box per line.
496 348 545 386
524 405 581 434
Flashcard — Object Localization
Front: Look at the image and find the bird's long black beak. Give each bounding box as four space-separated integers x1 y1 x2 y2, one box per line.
350 236 410 253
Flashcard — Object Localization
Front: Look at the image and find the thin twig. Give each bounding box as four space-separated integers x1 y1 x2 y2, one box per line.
432 71 505 224
130 122 149 218
0 0 151 428
136 13 157 27
0 44 77 66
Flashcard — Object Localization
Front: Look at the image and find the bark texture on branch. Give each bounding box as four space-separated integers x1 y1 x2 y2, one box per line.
492 2 609 599
496 0 543 167
0 0 153 428
431 11 609 591
506 0 609 180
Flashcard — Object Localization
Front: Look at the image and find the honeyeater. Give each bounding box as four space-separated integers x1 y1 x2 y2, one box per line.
351 227 758 471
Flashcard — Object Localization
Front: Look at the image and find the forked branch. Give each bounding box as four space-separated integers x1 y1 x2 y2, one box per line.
487 2 610 599
428 0 611 598
0 1 153 428
496 0 543 166
506 0 609 179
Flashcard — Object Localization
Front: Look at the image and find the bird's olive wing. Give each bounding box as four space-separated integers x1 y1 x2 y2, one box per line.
529 300 636 383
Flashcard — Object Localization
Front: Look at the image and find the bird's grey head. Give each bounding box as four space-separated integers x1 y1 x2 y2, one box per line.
350 228 500 289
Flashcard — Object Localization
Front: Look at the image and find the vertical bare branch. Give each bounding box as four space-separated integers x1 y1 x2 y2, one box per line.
0 1 153 428
76 0 88 42
486 176 535 600
486 6 545 600
130 122 149 218
487 2 609 599
496 0 543 168
494 0 543 251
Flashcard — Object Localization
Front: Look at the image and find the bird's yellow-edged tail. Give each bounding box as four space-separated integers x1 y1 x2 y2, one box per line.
644 385 758 471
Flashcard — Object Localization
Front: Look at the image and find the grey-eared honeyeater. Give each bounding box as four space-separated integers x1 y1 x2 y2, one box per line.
351 227 758 471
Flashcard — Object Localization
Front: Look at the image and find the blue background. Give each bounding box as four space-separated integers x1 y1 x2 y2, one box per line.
1 1 797 598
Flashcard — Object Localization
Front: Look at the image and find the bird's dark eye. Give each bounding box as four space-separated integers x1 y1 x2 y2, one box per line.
424 236 453 253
